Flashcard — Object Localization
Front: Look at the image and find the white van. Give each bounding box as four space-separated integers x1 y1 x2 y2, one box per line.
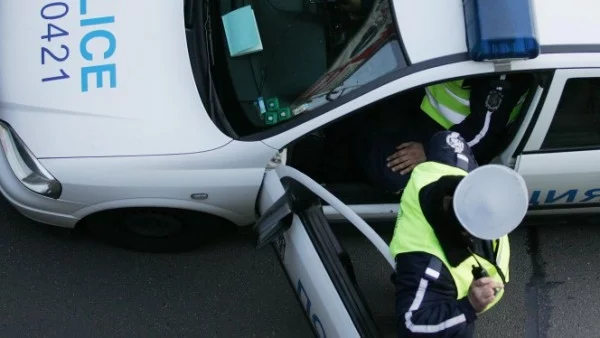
0 0 599 253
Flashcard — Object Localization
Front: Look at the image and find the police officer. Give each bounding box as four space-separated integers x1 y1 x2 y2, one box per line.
356 73 532 194
389 131 529 337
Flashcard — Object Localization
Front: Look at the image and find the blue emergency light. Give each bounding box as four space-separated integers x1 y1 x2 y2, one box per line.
463 0 540 62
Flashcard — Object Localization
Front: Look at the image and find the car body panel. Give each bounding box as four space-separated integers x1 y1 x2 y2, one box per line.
0 0 231 158
257 169 361 338
12 139 277 227
1 0 600 236
393 0 600 64
256 167 393 337
513 68 600 210
517 151 600 208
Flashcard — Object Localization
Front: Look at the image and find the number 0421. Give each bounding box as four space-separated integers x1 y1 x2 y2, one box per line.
42 69 70 82
40 2 71 83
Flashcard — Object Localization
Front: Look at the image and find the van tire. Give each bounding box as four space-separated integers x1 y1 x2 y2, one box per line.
83 208 232 253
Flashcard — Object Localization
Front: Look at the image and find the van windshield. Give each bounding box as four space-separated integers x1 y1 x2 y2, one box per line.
203 0 408 137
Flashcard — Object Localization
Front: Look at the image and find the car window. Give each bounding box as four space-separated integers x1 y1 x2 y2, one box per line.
541 77 600 150
209 0 407 137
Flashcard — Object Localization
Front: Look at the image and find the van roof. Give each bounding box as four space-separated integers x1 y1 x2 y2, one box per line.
393 0 600 64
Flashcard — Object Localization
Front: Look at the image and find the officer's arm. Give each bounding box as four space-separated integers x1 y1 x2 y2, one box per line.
394 253 478 337
450 74 530 163
392 178 477 336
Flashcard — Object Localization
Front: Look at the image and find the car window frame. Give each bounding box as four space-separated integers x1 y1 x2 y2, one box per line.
260 59 569 153
201 0 411 140
243 53 471 143
519 68 600 154
541 76 600 151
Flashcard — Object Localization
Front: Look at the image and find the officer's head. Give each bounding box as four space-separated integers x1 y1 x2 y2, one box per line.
426 131 478 173
427 131 529 241
421 131 479 241
435 175 473 243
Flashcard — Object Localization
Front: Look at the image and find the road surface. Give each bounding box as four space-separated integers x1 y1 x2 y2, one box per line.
0 196 596 337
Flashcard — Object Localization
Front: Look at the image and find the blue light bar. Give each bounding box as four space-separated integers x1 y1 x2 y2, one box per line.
463 0 540 62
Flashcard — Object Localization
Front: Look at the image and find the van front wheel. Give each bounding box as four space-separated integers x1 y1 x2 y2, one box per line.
83 208 231 253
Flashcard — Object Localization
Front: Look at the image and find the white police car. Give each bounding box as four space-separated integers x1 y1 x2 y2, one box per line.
0 0 599 255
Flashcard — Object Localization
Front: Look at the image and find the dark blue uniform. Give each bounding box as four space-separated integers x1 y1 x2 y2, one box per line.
392 131 498 337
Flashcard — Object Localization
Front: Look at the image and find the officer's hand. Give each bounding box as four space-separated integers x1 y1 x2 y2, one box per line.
386 142 426 175
468 277 504 313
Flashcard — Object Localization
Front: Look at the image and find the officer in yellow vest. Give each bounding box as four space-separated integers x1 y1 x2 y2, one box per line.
356 73 531 194
390 130 529 337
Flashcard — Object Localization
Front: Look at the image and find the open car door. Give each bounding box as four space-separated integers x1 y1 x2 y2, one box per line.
255 165 395 338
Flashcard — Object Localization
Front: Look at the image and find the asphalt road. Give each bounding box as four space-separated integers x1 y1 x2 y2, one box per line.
0 194 598 338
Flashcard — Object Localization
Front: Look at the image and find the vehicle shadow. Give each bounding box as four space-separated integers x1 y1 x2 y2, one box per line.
0 195 249 254
0 196 312 337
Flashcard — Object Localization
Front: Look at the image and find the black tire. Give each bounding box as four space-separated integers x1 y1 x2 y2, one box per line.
83 208 232 253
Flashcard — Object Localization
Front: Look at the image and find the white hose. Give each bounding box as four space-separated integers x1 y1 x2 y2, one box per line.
276 166 396 269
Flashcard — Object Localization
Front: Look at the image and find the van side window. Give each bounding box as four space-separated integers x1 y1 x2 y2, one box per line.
541 77 600 149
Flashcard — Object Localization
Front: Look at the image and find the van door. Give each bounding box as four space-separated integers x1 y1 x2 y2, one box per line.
255 165 395 338
512 69 600 212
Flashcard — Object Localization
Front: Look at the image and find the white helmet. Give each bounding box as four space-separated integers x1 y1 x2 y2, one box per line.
452 164 529 240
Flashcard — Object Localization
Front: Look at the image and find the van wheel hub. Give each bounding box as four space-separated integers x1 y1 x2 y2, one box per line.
120 212 183 238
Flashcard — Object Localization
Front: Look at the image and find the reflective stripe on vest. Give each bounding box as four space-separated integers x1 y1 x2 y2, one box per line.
420 80 528 130
389 161 511 313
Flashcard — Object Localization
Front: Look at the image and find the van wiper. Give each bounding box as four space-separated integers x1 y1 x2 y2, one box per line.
203 0 215 68
203 0 217 121
184 0 195 28
187 0 217 120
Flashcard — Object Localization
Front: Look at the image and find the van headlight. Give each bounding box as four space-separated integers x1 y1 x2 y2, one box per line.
0 121 62 199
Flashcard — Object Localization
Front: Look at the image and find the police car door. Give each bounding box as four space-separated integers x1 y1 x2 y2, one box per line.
255 165 394 338
512 68 600 211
